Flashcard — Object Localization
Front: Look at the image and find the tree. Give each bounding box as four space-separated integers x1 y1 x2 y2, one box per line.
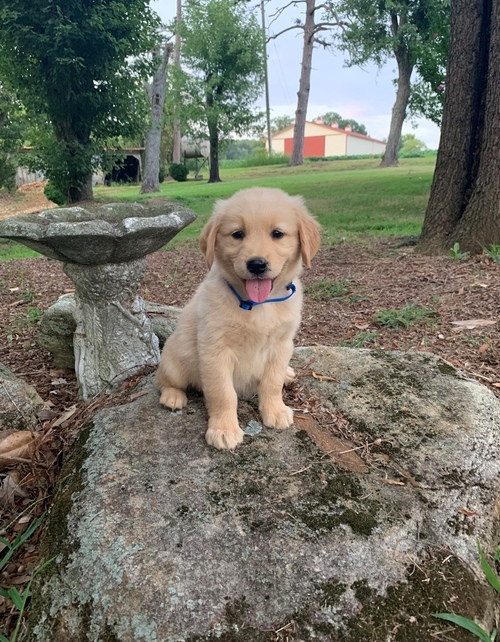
269 0 340 167
0 0 160 203
0 84 25 191
271 115 294 134
172 0 183 165
181 0 265 183
141 41 173 194
321 111 368 135
417 0 500 255
333 0 449 166
399 133 427 154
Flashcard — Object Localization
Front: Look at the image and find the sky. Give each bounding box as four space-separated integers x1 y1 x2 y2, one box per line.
153 0 442 149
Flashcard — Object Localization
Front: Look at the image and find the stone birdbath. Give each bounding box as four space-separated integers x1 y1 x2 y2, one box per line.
0 202 196 400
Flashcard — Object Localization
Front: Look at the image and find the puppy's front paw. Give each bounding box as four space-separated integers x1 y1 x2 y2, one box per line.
159 387 188 410
261 403 294 430
284 366 296 384
205 419 244 450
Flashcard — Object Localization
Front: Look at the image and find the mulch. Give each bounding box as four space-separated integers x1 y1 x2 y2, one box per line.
0 235 499 637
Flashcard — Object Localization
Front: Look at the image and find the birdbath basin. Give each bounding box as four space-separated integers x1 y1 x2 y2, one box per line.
0 202 197 399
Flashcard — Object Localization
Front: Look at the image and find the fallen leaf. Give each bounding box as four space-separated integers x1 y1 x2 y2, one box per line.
458 508 480 517
129 390 149 402
311 371 338 383
0 472 28 505
450 319 497 329
8 287 19 293
354 323 370 330
377 478 406 486
478 340 491 354
52 405 77 428
0 431 39 463
294 414 369 474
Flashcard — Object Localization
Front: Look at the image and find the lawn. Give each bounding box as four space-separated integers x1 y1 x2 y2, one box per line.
94 156 435 244
0 157 436 260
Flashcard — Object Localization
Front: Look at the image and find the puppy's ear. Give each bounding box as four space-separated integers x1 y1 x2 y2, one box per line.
294 197 321 268
199 216 219 268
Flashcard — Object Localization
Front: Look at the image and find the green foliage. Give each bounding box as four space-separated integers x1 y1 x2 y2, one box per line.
434 542 499 642
307 154 384 162
0 155 16 191
482 244 500 264
231 151 290 168
169 163 189 182
0 514 53 642
337 331 378 348
43 180 66 206
374 304 436 329
306 278 351 302
321 111 368 135
0 84 26 191
399 133 427 154
0 0 161 201
221 139 266 161
178 0 265 180
449 242 470 260
270 115 294 134
332 0 450 124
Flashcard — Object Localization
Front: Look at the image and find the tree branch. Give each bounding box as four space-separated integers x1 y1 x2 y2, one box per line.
267 24 304 41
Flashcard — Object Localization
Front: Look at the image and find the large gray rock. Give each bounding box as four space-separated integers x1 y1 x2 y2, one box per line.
37 295 181 368
29 347 499 642
0 362 46 431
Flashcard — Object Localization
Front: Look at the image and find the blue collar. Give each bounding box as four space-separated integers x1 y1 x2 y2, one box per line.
226 281 296 311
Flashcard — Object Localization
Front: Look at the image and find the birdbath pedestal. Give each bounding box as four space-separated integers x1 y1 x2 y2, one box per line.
0 202 196 400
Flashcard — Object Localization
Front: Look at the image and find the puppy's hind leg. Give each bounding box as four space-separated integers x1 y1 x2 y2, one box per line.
155 344 189 410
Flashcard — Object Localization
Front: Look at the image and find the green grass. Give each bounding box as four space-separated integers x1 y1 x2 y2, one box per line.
0 240 41 261
374 304 437 329
93 156 435 245
0 157 436 260
305 277 352 302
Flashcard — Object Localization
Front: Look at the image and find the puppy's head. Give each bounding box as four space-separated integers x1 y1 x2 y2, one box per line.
200 187 321 302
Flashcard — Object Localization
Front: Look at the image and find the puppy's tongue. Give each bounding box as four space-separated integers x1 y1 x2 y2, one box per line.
245 279 273 303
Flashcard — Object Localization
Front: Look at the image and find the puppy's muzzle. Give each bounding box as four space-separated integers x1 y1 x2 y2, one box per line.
246 257 269 276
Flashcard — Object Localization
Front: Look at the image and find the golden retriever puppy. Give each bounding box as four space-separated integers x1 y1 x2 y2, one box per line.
155 187 321 450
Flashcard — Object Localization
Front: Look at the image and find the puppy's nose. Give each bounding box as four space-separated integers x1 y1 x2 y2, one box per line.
246 257 269 276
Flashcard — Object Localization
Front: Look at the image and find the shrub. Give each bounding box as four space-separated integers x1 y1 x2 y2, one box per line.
158 166 165 184
0 155 16 192
43 180 67 205
169 163 189 182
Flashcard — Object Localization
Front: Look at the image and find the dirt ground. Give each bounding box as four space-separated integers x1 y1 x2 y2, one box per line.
0 185 499 637
0 181 56 220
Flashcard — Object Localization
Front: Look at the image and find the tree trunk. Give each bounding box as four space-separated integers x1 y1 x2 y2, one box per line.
172 0 182 165
68 172 93 203
288 0 316 167
207 120 221 183
417 0 500 254
141 42 172 194
380 46 413 167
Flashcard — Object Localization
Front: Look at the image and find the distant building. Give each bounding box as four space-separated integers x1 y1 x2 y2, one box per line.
268 117 386 157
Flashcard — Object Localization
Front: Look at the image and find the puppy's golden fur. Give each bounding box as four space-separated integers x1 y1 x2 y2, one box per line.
155 187 321 450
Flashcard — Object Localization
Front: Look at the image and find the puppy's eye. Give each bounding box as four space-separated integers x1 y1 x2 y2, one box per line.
271 229 284 239
232 230 244 240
